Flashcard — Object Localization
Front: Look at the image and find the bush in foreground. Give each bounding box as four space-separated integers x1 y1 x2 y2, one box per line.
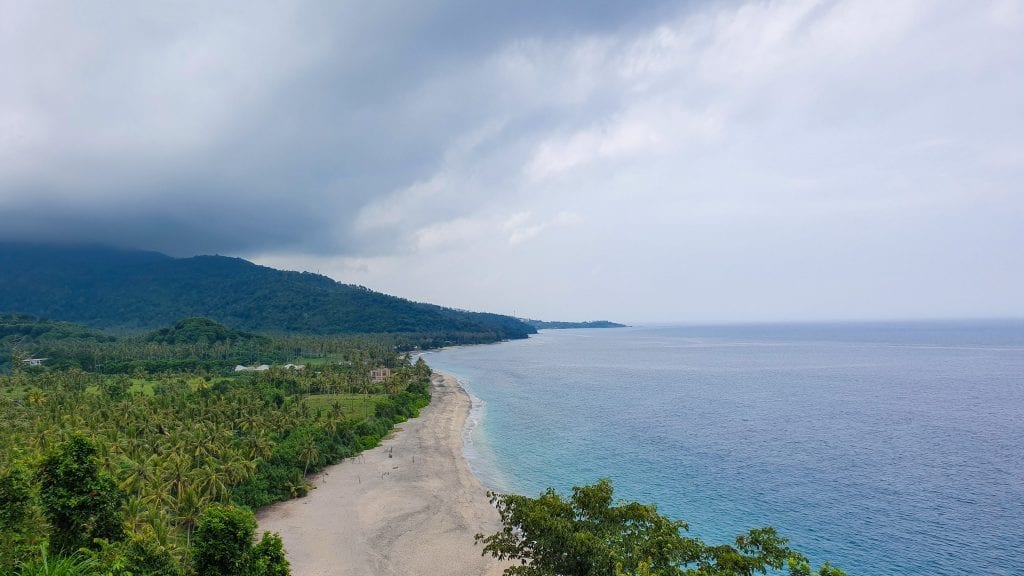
192 504 289 576
476 480 845 576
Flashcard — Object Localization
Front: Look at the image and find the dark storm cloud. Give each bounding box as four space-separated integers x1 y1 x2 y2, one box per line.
0 0 680 256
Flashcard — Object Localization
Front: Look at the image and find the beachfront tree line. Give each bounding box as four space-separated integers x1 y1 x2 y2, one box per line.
0 313 456 375
0 331 432 576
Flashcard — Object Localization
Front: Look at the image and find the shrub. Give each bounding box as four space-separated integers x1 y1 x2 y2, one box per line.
192 504 290 576
192 504 255 576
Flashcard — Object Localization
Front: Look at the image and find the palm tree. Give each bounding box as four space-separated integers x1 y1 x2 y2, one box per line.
160 450 193 503
118 454 154 495
25 388 46 405
172 485 208 550
124 494 149 533
195 458 233 502
300 435 321 476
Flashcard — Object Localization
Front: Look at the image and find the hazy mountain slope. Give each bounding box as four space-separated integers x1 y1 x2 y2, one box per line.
0 243 535 339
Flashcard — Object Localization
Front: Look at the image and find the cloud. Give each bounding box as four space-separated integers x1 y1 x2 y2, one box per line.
0 0 683 256
525 116 666 182
504 211 582 245
2 0 1022 321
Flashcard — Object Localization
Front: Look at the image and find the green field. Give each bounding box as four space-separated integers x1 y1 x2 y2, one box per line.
304 392 388 419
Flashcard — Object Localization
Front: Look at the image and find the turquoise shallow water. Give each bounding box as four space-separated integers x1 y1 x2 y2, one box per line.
422 321 1024 576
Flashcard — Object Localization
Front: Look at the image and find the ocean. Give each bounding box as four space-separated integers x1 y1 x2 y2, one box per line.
421 321 1024 576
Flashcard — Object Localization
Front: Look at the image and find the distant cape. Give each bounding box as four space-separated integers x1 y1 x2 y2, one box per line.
522 319 627 330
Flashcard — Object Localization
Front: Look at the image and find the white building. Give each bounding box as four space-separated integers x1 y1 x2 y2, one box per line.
234 364 270 372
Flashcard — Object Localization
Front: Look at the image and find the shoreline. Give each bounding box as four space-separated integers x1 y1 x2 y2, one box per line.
256 371 509 576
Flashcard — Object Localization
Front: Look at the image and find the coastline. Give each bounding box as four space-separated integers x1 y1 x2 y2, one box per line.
256 371 509 576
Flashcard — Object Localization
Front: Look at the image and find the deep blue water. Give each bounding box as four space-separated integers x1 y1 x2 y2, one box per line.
422 321 1024 576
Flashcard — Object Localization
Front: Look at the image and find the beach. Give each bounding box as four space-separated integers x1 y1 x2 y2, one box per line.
256 372 509 576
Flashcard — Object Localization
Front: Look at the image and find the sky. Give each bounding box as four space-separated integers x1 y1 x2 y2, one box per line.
1 0 1022 323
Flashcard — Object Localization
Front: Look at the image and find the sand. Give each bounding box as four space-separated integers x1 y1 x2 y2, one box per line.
256 372 510 576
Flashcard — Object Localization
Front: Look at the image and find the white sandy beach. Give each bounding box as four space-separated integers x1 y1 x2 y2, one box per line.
256 372 510 576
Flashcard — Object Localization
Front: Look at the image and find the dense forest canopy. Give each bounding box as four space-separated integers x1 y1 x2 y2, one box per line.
0 313 115 344
144 318 269 346
0 243 535 339
1 326 433 575
0 315 487 375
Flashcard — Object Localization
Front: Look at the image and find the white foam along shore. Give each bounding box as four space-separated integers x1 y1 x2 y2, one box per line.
256 371 510 576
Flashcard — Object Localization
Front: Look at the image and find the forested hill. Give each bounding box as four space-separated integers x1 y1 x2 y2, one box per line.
144 317 269 345
0 243 535 339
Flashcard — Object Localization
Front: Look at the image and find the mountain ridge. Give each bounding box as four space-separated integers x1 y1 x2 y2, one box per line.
0 242 535 340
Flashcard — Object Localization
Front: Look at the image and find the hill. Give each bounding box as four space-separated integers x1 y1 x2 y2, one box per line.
144 317 270 345
0 313 116 344
0 313 117 372
0 243 535 340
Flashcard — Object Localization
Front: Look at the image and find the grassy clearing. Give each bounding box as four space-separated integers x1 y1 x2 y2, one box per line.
304 393 387 419
284 353 354 367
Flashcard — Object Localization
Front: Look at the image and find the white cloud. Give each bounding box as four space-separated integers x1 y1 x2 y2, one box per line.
331 0 1023 321
504 211 582 245
525 116 666 182
414 216 489 252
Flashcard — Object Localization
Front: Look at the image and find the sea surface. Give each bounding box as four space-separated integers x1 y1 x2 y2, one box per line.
421 321 1024 576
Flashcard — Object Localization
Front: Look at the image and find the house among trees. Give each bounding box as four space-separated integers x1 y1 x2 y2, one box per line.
369 366 391 382
22 358 47 367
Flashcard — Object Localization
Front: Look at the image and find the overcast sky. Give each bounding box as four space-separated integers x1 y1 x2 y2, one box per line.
2 1 1022 323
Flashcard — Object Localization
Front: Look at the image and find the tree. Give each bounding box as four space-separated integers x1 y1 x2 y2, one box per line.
298 432 321 476
476 480 845 576
121 528 181 576
250 532 290 576
37 434 126 553
0 461 34 533
192 504 255 576
192 504 290 576
0 461 42 570
413 356 431 379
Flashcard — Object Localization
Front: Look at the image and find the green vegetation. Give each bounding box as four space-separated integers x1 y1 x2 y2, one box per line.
192 504 288 576
303 393 387 419
14 546 98 576
523 319 627 329
37 436 125 553
0 315 467 375
0 322 433 576
0 243 535 340
476 480 845 576
0 463 42 566
0 314 114 344
144 318 269 346
1 314 115 373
